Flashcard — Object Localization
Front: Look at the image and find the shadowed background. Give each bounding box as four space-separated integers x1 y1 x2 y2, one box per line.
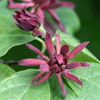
69 0 100 59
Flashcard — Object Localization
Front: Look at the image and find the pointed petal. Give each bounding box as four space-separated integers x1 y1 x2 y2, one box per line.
68 42 89 60
56 74 66 97
37 8 45 24
27 18 40 27
18 59 47 66
44 25 54 35
56 34 61 54
61 44 69 56
16 22 30 31
31 72 45 84
64 70 82 85
56 54 63 64
48 10 66 32
45 18 56 31
39 0 50 8
67 62 90 69
23 0 32 2
34 72 52 85
9 0 13 4
50 0 56 4
53 2 75 9
67 62 81 69
8 2 34 9
80 62 90 67
18 18 33 31
26 43 48 60
40 63 50 72
45 33 55 56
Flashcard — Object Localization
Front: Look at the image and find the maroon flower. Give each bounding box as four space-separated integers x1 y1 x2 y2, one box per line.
8 0 74 33
13 9 44 36
19 33 90 97
33 0 74 32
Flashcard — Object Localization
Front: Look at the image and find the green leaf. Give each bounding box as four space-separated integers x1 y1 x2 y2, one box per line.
49 62 100 100
0 63 100 100
0 69 50 100
0 63 15 81
54 31 99 63
0 0 34 57
46 7 80 34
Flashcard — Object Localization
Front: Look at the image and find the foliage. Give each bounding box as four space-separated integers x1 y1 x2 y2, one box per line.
0 0 100 100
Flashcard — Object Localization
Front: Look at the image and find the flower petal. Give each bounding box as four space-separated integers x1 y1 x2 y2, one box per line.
80 62 90 67
45 18 56 31
61 44 69 56
18 18 33 31
16 22 30 31
48 9 66 32
56 34 61 54
44 25 54 35
18 59 47 66
27 18 40 27
68 42 89 60
53 2 75 9
9 2 34 9
45 33 55 56
26 43 48 60
50 0 56 4
37 8 45 24
56 74 66 97
34 72 52 86
56 54 63 64
31 72 45 84
40 63 50 72
23 0 32 2
67 62 90 69
67 62 81 69
64 70 82 86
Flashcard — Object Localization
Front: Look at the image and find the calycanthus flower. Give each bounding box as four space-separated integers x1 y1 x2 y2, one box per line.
13 9 44 36
19 33 90 97
8 0 74 33
33 0 74 32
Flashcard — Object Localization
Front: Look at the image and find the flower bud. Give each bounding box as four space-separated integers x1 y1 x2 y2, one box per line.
13 9 44 36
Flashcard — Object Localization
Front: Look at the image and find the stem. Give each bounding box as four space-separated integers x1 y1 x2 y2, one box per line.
35 37 46 54
0 60 18 65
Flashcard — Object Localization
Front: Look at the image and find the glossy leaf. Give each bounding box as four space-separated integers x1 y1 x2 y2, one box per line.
0 63 15 81
0 69 50 100
0 0 34 57
0 63 100 99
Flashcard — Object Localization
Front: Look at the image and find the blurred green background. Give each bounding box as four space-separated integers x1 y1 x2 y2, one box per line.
70 0 100 59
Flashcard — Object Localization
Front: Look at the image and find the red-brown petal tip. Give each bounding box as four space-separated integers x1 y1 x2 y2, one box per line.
68 41 89 60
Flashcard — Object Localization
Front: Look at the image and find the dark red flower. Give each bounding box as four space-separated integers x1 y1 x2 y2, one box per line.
13 9 44 36
19 33 90 97
32 0 74 33
8 0 74 33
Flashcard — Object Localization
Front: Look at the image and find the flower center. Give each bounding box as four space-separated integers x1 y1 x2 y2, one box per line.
48 55 68 73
